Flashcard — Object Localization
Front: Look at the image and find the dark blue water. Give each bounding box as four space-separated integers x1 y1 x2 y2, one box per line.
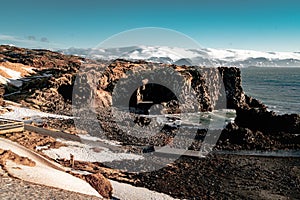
241 67 300 114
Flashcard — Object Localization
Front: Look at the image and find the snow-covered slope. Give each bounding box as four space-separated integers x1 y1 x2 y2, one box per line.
0 62 35 86
61 46 300 67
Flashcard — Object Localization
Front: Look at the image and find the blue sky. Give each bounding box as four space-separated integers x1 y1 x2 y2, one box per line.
0 0 299 51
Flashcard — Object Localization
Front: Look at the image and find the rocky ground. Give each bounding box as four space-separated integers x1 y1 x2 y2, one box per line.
56 153 300 199
3 131 65 150
0 45 300 199
2 128 299 199
0 175 100 200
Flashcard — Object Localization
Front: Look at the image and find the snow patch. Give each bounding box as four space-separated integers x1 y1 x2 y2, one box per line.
0 74 7 84
110 179 177 200
79 134 121 146
0 66 21 79
0 105 72 122
62 46 300 67
35 144 51 151
22 66 36 74
0 138 101 197
43 140 143 163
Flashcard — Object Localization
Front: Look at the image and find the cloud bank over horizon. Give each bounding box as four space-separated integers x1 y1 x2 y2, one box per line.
1 0 300 51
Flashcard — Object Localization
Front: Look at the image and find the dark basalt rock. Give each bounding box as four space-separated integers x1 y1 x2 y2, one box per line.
0 45 299 150
96 60 255 112
235 107 300 135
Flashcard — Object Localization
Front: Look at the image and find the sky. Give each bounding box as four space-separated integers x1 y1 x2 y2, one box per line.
0 0 299 51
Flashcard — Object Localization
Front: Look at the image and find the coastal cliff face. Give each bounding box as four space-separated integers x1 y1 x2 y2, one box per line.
92 60 299 149
0 45 83 114
0 45 82 71
95 60 261 112
0 45 264 114
0 45 299 150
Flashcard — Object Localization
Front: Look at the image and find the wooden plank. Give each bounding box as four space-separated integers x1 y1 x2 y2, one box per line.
0 125 24 131
154 146 207 158
0 122 23 128
137 101 153 104
24 124 81 142
0 127 24 134
0 118 24 134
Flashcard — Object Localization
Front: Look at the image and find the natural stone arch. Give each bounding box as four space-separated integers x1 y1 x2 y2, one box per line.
128 83 179 115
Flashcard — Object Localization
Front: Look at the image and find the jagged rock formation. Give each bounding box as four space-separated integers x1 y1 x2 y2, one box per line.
95 60 262 113
0 45 299 150
0 45 82 71
235 107 300 135
0 45 84 114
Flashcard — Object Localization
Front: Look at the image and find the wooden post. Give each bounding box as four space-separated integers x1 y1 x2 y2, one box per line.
70 154 74 168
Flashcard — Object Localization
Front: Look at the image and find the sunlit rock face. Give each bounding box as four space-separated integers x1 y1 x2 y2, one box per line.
0 45 299 150
95 59 259 113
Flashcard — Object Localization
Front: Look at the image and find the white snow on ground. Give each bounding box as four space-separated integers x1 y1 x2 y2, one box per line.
63 45 300 67
0 105 72 122
0 74 22 87
0 66 21 79
110 179 177 200
21 66 36 74
124 46 198 61
79 134 122 146
43 140 143 162
0 138 101 198
35 144 51 151
0 75 7 84
5 160 102 198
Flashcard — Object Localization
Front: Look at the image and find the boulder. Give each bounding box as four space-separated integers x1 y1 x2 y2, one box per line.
235 107 300 135
84 173 113 198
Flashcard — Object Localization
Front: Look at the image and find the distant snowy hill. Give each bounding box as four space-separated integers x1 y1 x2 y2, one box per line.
60 46 300 67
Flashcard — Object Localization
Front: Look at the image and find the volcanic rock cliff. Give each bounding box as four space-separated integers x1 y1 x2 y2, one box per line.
94 60 264 111
86 60 299 149
0 45 84 114
0 45 299 150
0 45 262 113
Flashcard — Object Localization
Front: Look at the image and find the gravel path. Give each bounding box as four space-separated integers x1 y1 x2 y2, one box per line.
0 175 101 200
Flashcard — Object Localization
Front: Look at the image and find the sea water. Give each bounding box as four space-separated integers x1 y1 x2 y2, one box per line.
241 67 300 114
111 67 300 134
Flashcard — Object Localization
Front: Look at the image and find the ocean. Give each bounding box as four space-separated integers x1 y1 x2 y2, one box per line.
241 67 300 114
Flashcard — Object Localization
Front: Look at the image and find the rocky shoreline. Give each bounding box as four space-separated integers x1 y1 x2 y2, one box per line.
0 45 299 199
1 44 299 151
53 152 300 199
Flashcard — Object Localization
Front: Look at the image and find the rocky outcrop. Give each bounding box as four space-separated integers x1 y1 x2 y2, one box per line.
92 60 299 150
216 122 300 150
0 149 36 168
0 45 84 114
84 173 113 199
0 46 262 115
235 107 300 135
0 45 299 150
95 60 258 113
0 45 83 72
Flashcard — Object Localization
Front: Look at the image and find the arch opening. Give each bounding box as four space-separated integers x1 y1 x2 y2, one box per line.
129 83 179 115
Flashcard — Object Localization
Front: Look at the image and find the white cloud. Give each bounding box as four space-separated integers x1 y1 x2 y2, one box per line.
0 34 61 49
0 34 31 43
